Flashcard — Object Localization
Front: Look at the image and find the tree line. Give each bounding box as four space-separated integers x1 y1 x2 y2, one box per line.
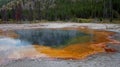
0 0 120 22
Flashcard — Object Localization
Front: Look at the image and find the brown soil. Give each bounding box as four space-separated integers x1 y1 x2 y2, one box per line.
0 29 18 38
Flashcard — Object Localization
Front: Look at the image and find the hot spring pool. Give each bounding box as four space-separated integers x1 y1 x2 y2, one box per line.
0 27 115 60
14 29 91 48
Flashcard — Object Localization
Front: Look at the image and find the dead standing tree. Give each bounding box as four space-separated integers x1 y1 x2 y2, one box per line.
15 3 22 22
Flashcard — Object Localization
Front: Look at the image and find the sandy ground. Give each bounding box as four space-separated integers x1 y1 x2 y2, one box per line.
0 23 120 67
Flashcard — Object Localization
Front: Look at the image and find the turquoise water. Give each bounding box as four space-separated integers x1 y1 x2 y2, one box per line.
0 37 30 47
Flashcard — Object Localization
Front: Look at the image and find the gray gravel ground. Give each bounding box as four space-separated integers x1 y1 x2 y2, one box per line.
1 51 120 67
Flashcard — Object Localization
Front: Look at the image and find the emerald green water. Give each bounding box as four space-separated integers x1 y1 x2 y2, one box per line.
15 29 91 48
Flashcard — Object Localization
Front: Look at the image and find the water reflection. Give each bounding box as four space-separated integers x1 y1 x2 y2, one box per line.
0 37 30 48
0 37 31 56
15 29 90 47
